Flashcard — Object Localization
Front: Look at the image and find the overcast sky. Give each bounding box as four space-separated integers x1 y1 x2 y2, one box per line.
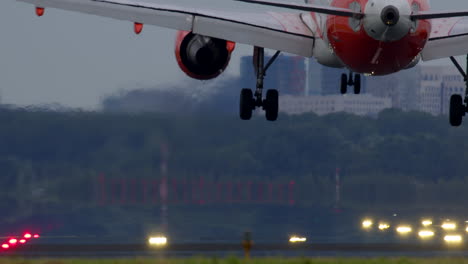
0 0 465 109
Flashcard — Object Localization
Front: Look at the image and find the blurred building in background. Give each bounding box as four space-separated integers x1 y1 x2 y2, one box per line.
240 55 306 96
365 67 419 111
103 55 465 117
441 71 466 115
366 65 465 116
418 66 446 115
280 94 391 116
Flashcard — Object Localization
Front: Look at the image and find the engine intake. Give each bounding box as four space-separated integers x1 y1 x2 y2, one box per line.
175 31 235 80
381 5 399 26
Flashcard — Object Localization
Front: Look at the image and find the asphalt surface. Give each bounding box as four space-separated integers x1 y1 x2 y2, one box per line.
3 243 468 257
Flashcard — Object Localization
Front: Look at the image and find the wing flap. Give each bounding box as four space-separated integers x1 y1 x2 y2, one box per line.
194 16 312 55
17 0 315 56
233 0 363 18
422 35 468 61
422 17 468 61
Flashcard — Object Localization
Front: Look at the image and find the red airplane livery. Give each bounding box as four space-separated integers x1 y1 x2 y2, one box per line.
16 0 468 125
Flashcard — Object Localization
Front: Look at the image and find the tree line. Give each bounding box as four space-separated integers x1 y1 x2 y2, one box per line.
0 107 467 236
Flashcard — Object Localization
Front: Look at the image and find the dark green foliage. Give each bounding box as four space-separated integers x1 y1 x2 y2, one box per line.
0 108 467 236
0 108 466 195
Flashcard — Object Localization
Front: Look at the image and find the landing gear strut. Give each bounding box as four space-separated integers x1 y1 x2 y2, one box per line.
239 47 280 121
449 55 468 127
341 71 361 94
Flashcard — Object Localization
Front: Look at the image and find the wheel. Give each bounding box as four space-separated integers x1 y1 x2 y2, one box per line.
450 94 464 127
240 88 254 120
450 95 464 126
354 74 361 94
340 74 348 94
264 89 279 121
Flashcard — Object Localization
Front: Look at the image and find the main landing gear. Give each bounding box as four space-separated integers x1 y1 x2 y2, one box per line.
449 55 468 127
340 71 361 94
240 47 280 121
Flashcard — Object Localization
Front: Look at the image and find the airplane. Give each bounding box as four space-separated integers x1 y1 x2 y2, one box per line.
14 0 468 125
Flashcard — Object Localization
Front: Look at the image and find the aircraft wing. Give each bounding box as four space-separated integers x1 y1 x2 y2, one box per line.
17 0 315 57
422 17 468 61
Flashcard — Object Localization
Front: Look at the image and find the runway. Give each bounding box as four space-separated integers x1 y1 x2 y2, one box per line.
3 243 468 257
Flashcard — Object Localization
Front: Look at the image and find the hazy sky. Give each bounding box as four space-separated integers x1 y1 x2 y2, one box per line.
0 0 465 109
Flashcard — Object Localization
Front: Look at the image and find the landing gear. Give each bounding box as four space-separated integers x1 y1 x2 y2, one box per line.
450 94 464 126
340 72 361 94
240 88 254 120
354 74 361 94
265 89 279 121
239 47 280 121
340 74 347 94
449 55 468 127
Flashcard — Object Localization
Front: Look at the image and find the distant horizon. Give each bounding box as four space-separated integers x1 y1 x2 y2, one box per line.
0 59 462 111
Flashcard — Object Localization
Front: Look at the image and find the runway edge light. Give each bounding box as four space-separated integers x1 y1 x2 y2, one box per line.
442 222 457 231
378 222 390 231
418 230 434 239
289 236 307 243
422 219 432 227
396 225 412 234
444 234 462 243
148 236 167 246
362 219 373 229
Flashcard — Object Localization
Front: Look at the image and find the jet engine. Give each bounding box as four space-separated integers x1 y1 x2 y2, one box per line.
175 31 235 80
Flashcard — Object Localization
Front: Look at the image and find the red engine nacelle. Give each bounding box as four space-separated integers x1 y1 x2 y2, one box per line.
175 31 235 80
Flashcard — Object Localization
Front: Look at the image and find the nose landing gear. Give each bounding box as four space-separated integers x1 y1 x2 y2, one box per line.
341 71 361 94
449 55 468 127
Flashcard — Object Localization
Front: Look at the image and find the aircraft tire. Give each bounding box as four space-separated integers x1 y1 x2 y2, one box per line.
340 74 347 94
450 94 464 127
265 89 279 121
240 88 254 120
354 74 361 94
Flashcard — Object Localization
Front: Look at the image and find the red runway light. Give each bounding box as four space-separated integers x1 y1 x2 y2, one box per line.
24 233 32 239
8 238 17 244
33 234 40 238
19 239 26 244
1 244 9 249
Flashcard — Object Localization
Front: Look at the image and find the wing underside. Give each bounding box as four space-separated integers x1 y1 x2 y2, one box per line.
17 0 316 57
422 17 468 61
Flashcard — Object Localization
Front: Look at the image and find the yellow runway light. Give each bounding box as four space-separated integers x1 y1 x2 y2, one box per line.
442 222 457 231
422 220 432 227
362 219 373 229
444 234 462 243
289 236 307 243
418 230 434 239
396 226 412 234
378 223 390 231
148 236 167 246
465 226 468 233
